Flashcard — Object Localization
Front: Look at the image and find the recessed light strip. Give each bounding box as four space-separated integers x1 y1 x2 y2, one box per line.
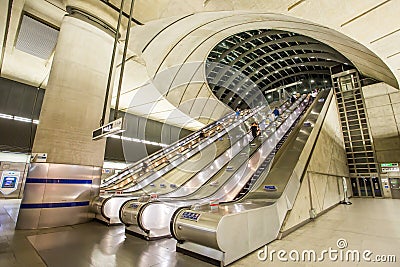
0 113 39 124
109 134 169 148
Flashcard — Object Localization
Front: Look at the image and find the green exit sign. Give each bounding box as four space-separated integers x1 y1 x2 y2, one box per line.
380 163 398 167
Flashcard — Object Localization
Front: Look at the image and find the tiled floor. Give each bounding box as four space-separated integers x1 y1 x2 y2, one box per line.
1 198 399 266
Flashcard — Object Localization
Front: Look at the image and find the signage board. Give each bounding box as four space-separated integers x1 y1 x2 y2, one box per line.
381 167 399 173
0 170 21 195
31 153 47 163
264 185 277 191
92 118 125 140
102 168 111 174
380 163 398 167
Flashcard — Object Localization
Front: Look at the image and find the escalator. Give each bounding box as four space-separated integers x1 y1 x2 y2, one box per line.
119 95 310 239
170 89 332 266
90 106 266 224
100 109 248 191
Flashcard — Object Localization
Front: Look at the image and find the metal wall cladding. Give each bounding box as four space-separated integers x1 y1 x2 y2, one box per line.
16 163 101 229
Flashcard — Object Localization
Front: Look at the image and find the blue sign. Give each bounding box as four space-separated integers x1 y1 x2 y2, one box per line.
2 176 17 188
181 211 201 221
1 170 20 195
264 185 277 191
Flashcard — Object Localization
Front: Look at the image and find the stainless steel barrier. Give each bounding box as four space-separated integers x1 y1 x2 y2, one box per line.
16 163 101 229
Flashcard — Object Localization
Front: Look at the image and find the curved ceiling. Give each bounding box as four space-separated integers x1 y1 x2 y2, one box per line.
206 29 353 109
1 1 398 130
124 11 397 128
131 0 400 88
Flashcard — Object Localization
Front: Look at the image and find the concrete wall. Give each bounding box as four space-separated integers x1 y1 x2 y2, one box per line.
280 96 349 233
363 83 400 164
362 83 400 188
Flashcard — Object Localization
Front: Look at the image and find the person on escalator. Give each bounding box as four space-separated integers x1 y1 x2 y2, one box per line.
142 161 148 172
250 122 259 139
199 129 206 139
235 108 241 119
311 89 318 101
290 94 296 104
273 107 280 118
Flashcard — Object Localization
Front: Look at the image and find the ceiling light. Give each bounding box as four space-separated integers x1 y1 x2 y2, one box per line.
301 64 305 67
268 95 272 99
287 67 291 69
275 71 279 73
294 56 299 59
311 80 315 83
0 113 13 119
267 64 271 66
324 80 328 83
310 56 315 59
327 58 331 61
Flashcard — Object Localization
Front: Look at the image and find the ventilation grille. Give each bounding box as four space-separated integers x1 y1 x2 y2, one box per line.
15 14 59 60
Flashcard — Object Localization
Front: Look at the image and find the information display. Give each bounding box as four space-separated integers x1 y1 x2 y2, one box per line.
92 118 125 140
181 211 201 221
0 170 21 195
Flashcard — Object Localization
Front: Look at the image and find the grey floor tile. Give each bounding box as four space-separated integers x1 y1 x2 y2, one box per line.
1 198 400 267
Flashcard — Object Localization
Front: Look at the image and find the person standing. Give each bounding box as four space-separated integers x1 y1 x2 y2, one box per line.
273 107 280 118
199 129 206 139
290 94 296 104
250 122 259 139
235 108 241 119
311 89 318 101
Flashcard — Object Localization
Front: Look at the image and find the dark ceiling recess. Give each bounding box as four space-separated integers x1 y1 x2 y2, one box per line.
206 29 354 110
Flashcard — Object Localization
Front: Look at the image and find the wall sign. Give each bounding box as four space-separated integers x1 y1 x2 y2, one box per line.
381 167 399 173
0 170 21 195
31 153 47 163
92 117 125 140
380 163 398 167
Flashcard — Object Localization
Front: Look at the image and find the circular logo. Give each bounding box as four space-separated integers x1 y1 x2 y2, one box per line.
336 238 348 249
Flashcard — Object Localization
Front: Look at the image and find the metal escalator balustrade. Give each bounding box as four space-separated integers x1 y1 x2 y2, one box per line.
90 106 264 224
100 108 248 189
109 105 269 229
119 97 307 239
101 108 256 192
119 106 263 194
161 100 292 199
170 89 332 266
234 98 313 200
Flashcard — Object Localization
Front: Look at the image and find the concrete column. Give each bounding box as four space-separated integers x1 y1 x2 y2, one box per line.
17 3 118 229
